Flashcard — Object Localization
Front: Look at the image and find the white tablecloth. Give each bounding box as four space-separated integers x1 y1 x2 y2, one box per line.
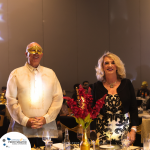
138 111 150 143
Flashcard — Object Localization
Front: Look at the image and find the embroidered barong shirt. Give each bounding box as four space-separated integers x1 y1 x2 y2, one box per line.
6 63 63 137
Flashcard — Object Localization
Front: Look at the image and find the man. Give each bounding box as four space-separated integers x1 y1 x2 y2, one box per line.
137 81 149 98
137 81 150 107
82 81 89 94
1 86 6 93
0 86 6 115
6 42 63 147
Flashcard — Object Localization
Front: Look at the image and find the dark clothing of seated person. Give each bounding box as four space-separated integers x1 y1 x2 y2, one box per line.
72 83 80 101
0 105 5 115
59 100 69 116
137 81 150 107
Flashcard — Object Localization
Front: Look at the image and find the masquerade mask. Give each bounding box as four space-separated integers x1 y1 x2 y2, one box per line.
27 45 43 54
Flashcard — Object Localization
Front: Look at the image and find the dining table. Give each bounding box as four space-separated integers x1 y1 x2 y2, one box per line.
30 143 141 150
136 96 149 109
138 110 150 143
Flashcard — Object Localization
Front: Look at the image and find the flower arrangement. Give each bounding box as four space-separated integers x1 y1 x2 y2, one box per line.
64 85 106 129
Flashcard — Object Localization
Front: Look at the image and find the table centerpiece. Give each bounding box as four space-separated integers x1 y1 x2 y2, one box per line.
64 85 106 150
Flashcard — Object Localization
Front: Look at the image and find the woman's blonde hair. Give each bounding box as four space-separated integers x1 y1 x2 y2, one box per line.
95 52 126 81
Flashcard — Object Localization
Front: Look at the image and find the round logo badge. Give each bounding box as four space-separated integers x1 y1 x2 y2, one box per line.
0 132 31 150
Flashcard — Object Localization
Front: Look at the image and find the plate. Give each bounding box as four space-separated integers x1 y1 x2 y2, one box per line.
31 146 45 150
136 97 146 100
129 146 140 149
142 115 150 118
52 143 63 149
100 145 114 148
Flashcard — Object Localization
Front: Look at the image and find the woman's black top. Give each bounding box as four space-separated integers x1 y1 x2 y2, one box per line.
91 78 138 130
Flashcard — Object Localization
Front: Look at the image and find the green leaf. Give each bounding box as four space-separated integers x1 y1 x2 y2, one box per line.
75 117 80 124
85 119 93 129
79 118 85 129
84 113 90 123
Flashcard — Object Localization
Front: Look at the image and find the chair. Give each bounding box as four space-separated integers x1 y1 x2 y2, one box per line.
0 115 4 127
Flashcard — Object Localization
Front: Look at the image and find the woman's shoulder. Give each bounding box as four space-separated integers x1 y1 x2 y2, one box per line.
118 78 133 91
93 81 107 92
121 78 132 85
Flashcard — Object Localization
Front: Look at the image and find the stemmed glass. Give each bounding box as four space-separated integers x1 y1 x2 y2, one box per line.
42 130 52 150
121 131 130 150
107 123 113 147
77 125 83 142
90 131 97 150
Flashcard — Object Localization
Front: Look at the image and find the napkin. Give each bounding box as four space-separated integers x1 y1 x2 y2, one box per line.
129 146 140 149
52 143 64 150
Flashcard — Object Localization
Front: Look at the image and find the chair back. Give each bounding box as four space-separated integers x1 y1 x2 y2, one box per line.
0 115 4 126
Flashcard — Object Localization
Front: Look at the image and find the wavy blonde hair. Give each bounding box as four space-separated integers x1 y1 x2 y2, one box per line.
95 52 126 81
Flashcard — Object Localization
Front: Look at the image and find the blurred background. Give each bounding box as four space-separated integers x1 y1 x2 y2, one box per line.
0 0 150 95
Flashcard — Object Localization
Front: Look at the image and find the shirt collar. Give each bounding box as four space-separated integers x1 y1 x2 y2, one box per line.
25 62 40 72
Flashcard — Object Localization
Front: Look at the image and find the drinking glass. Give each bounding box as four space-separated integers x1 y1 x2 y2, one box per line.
42 130 52 150
121 131 130 150
91 140 96 150
142 100 147 111
77 125 83 142
107 123 113 147
143 138 150 150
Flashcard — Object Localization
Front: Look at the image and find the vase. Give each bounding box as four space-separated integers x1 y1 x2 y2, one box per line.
80 129 90 150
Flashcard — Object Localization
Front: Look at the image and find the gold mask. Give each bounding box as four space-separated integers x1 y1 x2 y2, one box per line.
27 45 43 54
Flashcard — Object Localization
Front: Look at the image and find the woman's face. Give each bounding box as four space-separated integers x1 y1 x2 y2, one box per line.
103 56 117 76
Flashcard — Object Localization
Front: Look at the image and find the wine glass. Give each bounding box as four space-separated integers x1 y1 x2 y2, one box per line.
107 123 113 147
121 131 130 149
77 125 83 142
90 132 97 150
42 130 52 150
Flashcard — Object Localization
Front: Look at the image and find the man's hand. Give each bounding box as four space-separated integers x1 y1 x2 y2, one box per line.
26 118 37 128
31 117 46 129
35 116 46 125
26 117 46 129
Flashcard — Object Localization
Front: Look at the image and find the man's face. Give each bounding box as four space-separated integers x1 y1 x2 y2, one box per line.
2 90 6 93
83 82 89 89
25 43 43 68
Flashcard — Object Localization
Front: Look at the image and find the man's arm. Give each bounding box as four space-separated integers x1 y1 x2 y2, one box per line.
6 72 29 127
43 75 63 124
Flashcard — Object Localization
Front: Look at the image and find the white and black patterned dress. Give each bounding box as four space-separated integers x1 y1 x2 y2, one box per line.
96 94 129 144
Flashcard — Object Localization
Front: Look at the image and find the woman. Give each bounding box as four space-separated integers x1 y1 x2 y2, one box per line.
91 52 138 145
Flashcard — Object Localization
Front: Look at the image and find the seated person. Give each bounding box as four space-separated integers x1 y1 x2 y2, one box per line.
1 86 6 94
59 99 69 116
0 86 6 115
137 81 150 107
137 81 149 98
82 81 89 94
0 105 5 115
72 83 80 100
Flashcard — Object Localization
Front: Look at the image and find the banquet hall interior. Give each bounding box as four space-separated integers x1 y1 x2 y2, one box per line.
1 0 150 149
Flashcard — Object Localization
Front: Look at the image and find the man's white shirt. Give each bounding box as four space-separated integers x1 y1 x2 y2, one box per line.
6 62 63 137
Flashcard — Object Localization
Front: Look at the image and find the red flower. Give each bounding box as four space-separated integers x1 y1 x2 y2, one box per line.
63 85 106 128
